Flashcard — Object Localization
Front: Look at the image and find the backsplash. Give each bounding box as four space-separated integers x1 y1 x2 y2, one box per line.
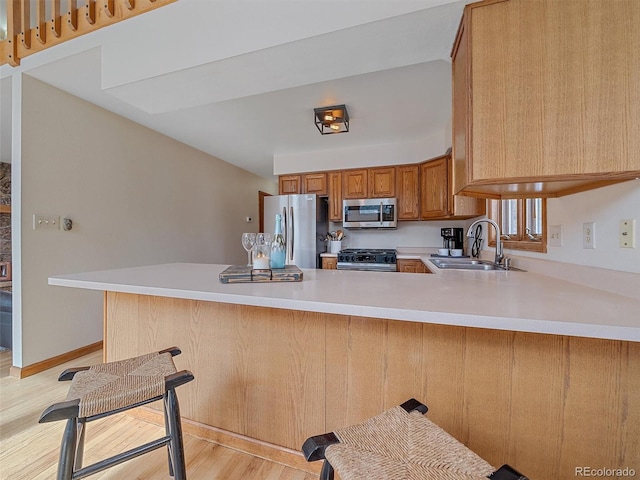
327 220 470 252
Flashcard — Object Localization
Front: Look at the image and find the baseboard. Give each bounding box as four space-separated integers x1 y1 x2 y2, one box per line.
9 341 103 379
130 407 322 476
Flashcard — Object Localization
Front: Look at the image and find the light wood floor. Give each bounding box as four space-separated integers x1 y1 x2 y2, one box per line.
0 349 318 480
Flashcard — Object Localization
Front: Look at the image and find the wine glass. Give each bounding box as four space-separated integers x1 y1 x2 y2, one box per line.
241 233 256 266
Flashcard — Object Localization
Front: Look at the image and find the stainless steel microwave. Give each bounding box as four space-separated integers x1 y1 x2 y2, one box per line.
343 198 398 229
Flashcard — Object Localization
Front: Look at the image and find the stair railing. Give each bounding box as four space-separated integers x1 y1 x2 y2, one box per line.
1 0 176 67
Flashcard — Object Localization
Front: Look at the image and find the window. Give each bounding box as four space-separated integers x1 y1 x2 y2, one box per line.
487 198 547 253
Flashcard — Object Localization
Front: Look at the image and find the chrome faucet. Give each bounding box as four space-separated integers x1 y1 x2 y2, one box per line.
466 219 504 266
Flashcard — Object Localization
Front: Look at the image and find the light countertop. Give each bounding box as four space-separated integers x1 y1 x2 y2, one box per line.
49 262 640 342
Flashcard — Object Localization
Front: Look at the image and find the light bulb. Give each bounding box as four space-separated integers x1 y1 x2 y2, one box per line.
329 123 341 131
324 114 334 122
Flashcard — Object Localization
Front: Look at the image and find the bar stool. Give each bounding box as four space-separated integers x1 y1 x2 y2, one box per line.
39 347 194 480
302 398 528 480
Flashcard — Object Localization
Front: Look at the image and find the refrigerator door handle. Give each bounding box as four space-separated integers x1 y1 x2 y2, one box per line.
282 207 287 245
289 206 294 261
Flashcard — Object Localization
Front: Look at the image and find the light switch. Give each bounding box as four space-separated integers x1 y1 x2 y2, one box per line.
33 214 60 230
548 225 563 247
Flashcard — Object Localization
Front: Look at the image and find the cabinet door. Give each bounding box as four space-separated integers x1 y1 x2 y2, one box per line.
279 175 301 195
343 169 368 199
452 0 640 196
322 257 337 270
396 165 420 220
368 167 395 198
396 259 430 273
303 173 328 195
328 172 343 222
452 18 470 196
420 158 448 219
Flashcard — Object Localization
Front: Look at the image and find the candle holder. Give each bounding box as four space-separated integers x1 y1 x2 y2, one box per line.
252 233 271 270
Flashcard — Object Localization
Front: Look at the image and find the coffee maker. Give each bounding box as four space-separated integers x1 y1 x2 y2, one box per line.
441 227 464 252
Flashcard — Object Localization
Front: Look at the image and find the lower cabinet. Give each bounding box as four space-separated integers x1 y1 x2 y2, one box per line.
322 257 338 270
396 259 432 274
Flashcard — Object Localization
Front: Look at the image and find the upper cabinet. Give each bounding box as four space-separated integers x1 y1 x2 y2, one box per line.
328 172 343 222
302 173 328 195
278 153 484 222
396 165 420 220
420 153 484 220
343 169 368 199
278 175 301 195
452 0 640 198
420 157 448 219
368 167 396 198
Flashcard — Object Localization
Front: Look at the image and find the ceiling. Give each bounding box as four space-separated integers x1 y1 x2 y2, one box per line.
1 0 466 180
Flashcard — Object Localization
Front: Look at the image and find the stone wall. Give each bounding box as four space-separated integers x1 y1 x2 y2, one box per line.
0 162 11 290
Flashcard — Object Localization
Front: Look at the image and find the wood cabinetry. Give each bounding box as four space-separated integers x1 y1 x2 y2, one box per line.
421 154 485 220
396 259 431 274
396 165 420 220
452 0 640 198
368 167 395 198
278 175 301 195
278 152 483 222
321 257 337 270
328 172 343 222
302 173 327 195
107 292 640 480
420 157 448 219
342 169 368 199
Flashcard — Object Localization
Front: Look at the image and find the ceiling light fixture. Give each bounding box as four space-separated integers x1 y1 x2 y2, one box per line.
314 104 349 135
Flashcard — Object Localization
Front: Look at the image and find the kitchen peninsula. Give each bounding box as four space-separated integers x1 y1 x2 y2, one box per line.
49 263 640 479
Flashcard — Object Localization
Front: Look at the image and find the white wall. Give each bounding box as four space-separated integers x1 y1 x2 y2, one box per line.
334 219 469 251
515 181 640 274
19 76 276 366
273 130 448 175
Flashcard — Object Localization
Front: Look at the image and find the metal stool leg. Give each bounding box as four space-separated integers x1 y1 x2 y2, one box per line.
163 398 175 477
57 418 78 480
165 388 187 480
320 460 335 480
75 418 86 470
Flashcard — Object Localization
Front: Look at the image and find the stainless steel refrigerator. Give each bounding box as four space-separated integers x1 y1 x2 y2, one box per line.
264 194 327 269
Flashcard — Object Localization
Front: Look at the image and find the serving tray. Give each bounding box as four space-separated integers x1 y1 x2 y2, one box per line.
219 265 303 284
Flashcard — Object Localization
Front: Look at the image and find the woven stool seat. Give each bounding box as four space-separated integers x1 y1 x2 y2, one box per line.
66 351 177 418
326 405 493 480
39 347 194 480
303 398 528 480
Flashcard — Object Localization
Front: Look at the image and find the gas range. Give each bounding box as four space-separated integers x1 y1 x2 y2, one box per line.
336 248 397 272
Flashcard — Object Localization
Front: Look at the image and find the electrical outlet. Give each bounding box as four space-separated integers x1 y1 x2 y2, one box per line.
548 225 563 247
620 219 636 248
583 222 595 249
33 214 60 230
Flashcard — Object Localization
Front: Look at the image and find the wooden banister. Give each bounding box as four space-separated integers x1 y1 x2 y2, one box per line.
35 0 46 44
20 0 30 49
0 0 176 66
51 0 62 38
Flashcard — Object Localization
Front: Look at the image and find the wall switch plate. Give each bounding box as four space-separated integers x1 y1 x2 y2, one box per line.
33 214 60 230
548 225 563 247
583 222 595 249
620 219 636 248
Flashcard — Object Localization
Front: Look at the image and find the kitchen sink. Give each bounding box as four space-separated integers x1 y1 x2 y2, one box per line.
430 258 511 271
